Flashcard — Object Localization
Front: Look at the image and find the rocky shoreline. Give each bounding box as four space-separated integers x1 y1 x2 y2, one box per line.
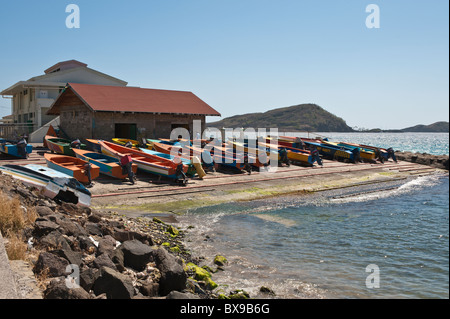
0 172 254 300
394 151 449 170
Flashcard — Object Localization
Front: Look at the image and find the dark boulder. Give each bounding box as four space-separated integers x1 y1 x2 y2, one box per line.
35 206 54 217
34 218 60 236
92 267 134 299
153 247 187 296
34 251 70 277
93 253 118 271
120 240 154 271
97 235 117 257
44 277 90 299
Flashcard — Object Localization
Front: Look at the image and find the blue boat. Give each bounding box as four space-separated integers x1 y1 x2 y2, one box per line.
139 148 191 165
303 140 357 163
73 148 138 180
0 138 33 159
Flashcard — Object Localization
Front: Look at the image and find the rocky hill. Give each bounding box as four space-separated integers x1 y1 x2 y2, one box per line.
208 104 354 132
400 121 449 133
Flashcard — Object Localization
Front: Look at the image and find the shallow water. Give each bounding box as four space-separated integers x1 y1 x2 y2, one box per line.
178 174 449 299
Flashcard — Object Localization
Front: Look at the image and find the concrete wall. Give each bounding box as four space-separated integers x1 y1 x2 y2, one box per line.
92 112 205 141
60 104 92 140
59 105 206 141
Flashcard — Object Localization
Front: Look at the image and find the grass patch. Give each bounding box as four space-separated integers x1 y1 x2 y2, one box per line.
0 191 37 260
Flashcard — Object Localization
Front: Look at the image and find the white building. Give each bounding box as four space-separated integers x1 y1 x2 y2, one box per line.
0 60 127 131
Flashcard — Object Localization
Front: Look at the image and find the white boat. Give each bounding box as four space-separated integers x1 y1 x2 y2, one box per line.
0 164 92 207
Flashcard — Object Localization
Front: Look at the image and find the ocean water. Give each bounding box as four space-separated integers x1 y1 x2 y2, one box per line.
178 133 449 299
205 130 449 156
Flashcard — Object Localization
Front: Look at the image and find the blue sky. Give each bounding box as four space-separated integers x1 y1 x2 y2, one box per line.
0 0 448 130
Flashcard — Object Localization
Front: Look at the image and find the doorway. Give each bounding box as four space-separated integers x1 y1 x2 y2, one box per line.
115 123 137 140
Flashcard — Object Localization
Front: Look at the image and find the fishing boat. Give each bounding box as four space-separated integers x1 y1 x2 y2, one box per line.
73 149 137 180
322 140 376 162
112 138 141 148
338 141 389 162
227 140 279 164
302 140 357 163
44 135 86 156
85 139 103 153
0 164 91 207
44 153 100 184
258 141 315 166
99 140 188 180
138 147 203 178
206 141 266 170
0 138 33 159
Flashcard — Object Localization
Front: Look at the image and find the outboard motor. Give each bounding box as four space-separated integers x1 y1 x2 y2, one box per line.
16 137 28 158
387 148 398 163
71 139 82 149
124 141 133 148
351 147 361 163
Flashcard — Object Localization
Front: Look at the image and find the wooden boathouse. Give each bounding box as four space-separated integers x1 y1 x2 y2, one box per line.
46 83 221 141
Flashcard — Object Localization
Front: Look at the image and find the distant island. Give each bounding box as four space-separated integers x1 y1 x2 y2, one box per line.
207 104 354 132
207 103 449 133
365 121 449 133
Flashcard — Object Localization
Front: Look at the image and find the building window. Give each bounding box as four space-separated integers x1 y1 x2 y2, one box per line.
24 89 28 95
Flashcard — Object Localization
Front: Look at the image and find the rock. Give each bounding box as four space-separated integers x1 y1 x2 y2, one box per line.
111 248 125 272
260 286 276 296
166 225 179 237
35 206 54 217
87 212 103 223
166 291 200 299
80 268 98 292
84 222 103 236
34 252 70 277
229 289 250 299
213 255 228 267
55 217 87 237
153 247 187 295
39 230 71 250
120 240 154 271
395 152 449 170
58 203 81 216
53 248 83 267
92 267 134 299
93 253 118 271
44 277 90 299
97 235 117 257
139 282 160 297
34 218 60 236
78 235 97 253
113 231 153 246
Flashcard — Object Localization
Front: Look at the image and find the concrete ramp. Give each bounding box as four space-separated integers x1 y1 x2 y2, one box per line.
0 231 19 299
29 116 60 143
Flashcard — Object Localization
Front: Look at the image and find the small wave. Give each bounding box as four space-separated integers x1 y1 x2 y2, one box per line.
330 174 445 204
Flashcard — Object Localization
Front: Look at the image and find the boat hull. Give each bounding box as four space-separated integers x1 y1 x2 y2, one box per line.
73 148 137 179
0 164 91 207
44 153 100 184
45 135 86 156
99 140 187 179
0 139 33 158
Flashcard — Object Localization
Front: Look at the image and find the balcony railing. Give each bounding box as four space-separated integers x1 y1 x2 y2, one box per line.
0 123 34 140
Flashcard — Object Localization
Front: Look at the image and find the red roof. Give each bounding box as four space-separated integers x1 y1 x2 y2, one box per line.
49 83 221 116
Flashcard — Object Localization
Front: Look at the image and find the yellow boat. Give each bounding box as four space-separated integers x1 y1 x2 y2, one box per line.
322 141 376 161
227 140 280 162
112 138 152 149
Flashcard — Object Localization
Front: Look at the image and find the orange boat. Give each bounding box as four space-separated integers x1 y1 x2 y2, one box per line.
44 153 100 184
